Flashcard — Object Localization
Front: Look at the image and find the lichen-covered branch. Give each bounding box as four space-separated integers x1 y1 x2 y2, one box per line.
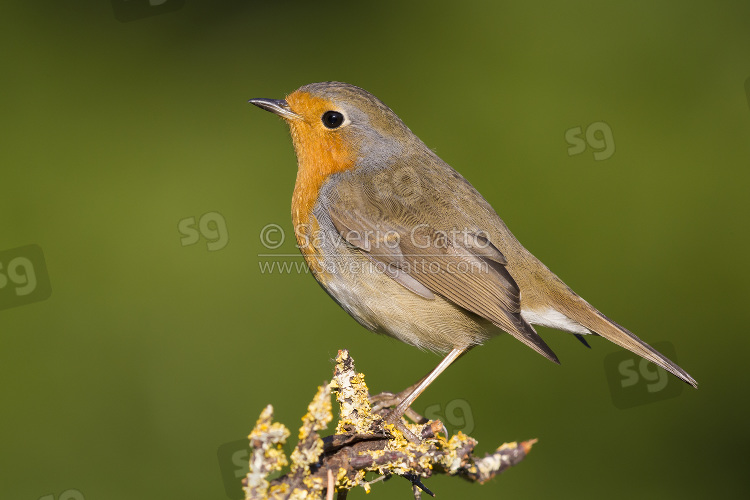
243 349 536 499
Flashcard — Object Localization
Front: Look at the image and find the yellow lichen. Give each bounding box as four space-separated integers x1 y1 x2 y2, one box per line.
243 350 533 498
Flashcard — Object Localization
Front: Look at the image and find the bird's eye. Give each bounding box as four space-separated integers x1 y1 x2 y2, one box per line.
322 111 345 129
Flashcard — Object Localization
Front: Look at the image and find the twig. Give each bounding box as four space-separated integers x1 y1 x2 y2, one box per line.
242 349 536 499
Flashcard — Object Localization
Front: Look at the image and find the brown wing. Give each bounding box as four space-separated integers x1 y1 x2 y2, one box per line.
327 198 559 364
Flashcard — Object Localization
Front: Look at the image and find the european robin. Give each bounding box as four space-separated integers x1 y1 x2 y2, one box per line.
249 82 697 428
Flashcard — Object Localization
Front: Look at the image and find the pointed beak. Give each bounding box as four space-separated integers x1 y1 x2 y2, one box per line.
248 98 302 121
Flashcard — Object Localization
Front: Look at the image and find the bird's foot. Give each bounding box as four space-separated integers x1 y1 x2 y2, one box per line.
370 389 427 424
384 410 422 443
369 389 400 412
370 390 435 443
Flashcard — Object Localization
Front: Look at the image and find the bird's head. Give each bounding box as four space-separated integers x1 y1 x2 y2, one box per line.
250 81 420 177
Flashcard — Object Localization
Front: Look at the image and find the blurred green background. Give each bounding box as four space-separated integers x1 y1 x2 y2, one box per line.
2 1 749 498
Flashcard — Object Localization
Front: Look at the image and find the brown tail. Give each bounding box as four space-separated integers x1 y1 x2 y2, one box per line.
559 297 698 388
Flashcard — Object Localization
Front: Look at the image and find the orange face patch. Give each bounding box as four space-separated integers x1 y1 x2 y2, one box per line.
284 91 356 267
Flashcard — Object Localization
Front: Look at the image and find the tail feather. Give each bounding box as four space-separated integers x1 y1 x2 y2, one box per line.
559 298 698 388
595 313 697 388
574 334 592 349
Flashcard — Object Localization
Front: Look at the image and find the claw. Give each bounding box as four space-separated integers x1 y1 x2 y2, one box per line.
385 411 421 443
369 391 400 413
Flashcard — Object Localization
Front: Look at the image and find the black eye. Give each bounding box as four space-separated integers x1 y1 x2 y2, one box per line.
322 111 345 129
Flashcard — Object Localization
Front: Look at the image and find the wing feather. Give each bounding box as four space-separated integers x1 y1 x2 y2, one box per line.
327 193 559 363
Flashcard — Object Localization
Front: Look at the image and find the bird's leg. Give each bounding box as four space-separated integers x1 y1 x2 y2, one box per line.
375 348 465 442
386 348 464 424
370 379 427 420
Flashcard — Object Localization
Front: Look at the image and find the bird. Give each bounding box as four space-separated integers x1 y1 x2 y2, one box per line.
249 81 697 432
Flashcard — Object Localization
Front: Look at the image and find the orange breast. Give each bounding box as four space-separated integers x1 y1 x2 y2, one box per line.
286 91 356 274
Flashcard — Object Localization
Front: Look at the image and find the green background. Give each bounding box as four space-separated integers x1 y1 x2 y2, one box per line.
2 1 749 498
